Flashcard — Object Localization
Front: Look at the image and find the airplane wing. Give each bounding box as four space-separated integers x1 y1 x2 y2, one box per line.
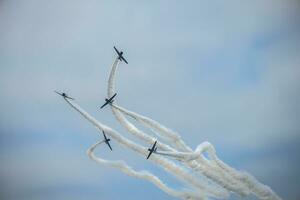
107 93 117 104
110 93 117 100
152 141 157 151
114 46 120 54
101 93 116 109
146 141 157 159
121 57 128 64
100 101 109 109
54 91 62 96
146 151 153 159
102 131 107 140
106 141 113 151
54 91 74 100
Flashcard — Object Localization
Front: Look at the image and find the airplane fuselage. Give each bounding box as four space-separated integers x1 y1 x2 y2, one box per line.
113 46 128 64
102 131 113 151
105 98 113 104
55 91 74 100
100 93 117 109
118 52 124 60
147 141 157 159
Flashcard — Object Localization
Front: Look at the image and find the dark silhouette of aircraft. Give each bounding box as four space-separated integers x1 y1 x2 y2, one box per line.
114 46 128 64
146 141 157 159
102 131 112 151
100 93 117 109
55 91 74 100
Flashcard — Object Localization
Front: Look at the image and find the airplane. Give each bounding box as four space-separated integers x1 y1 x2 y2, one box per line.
55 91 74 100
114 46 128 64
146 141 157 159
102 131 112 151
100 93 117 109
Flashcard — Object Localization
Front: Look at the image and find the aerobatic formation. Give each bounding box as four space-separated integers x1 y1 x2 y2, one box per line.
56 46 281 200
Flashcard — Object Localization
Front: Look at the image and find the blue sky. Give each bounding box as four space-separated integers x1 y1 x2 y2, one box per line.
0 0 299 199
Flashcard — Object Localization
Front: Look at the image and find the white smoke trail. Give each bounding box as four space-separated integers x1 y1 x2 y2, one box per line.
87 140 204 200
111 104 188 151
107 59 175 152
111 103 282 200
106 59 229 197
60 54 282 200
106 57 281 200
110 104 247 195
112 105 282 200
63 98 228 199
107 59 251 197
